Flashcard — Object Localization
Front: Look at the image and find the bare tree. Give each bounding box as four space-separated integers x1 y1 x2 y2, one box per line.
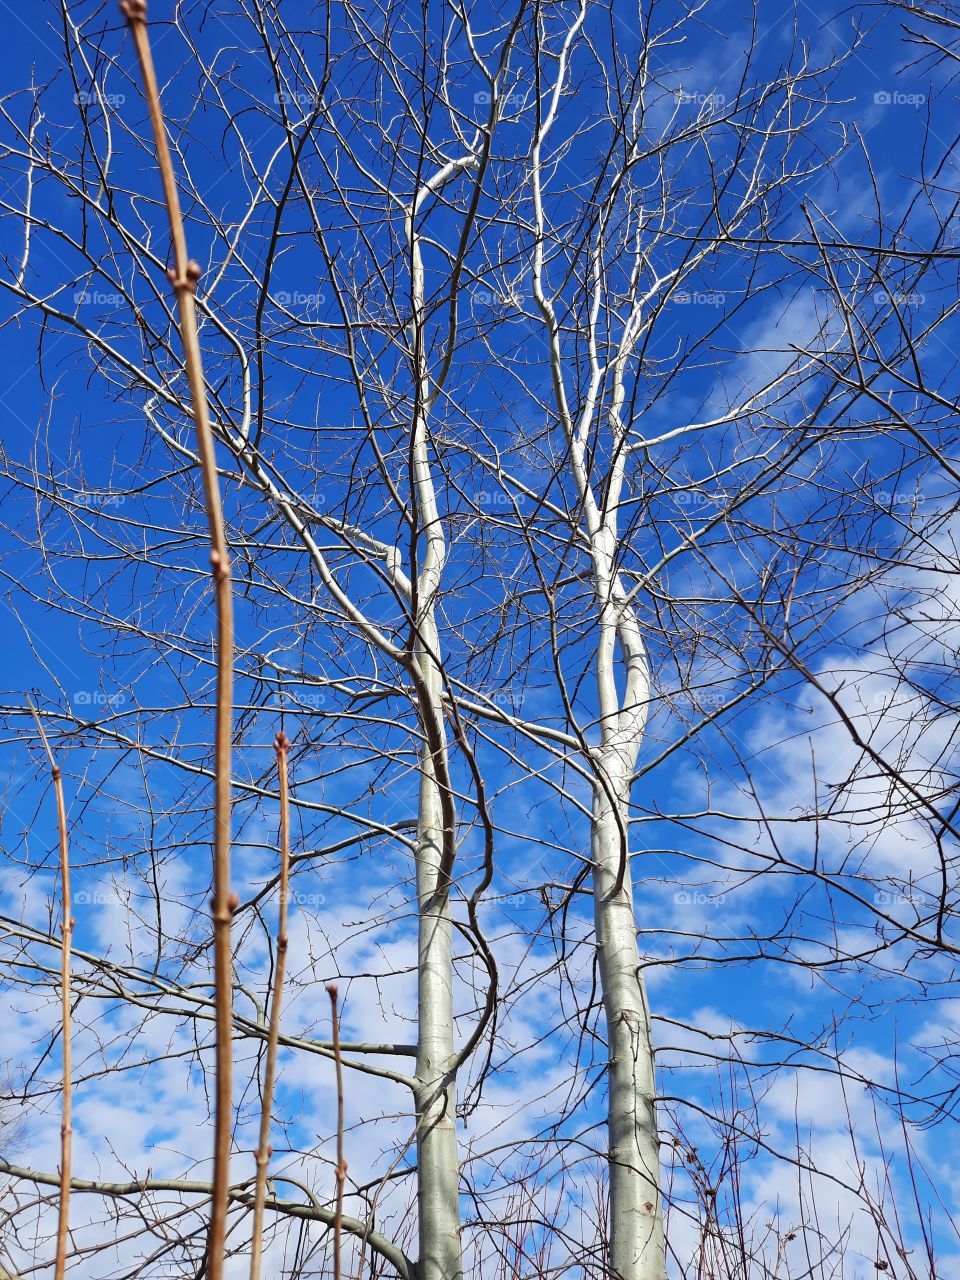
0 2 959 1279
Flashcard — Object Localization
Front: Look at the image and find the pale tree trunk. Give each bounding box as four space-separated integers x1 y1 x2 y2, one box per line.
592 762 666 1280
527 95 668 1252
588 521 666 1280
414 626 462 1280
406 156 473 1280
587 414 668 1280
526 32 666 1267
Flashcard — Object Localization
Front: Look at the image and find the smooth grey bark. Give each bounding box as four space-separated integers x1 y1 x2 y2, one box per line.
527 23 667 1271
588 537 667 1280
413 645 463 1280
592 762 666 1280
404 153 476 1280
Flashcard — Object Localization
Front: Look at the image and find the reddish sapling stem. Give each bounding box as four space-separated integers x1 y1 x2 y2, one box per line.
249 732 292 1280
327 983 348 1280
28 704 72 1280
119 4 236 1278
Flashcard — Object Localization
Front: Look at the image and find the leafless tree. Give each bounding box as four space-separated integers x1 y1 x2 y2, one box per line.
0 2 958 1279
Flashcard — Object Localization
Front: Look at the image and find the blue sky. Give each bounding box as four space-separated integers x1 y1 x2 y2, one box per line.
0 1 959 1277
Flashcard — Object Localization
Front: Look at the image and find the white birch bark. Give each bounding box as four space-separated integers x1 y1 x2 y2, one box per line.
590 522 666 1280
529 21 667 1256
592 778 665 1280
413 618 463 1280
405 155 475 1280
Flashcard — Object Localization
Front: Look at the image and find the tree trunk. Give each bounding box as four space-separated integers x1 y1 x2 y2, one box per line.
414 632 463 1280
592 765 666 1280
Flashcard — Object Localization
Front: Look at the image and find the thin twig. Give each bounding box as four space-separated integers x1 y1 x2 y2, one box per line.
249 732 292 1280
327 983 348 1280
28 701 72 1280
118 5 235 1277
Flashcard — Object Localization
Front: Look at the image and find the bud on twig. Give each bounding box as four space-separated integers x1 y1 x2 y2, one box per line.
210 548 231 582
119 0 147 22
165 259 202 295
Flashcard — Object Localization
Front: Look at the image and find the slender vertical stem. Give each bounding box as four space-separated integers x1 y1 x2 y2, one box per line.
119 5 235 1277
28 704 72 1280
249 732 292 1280
326 983 347 1280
